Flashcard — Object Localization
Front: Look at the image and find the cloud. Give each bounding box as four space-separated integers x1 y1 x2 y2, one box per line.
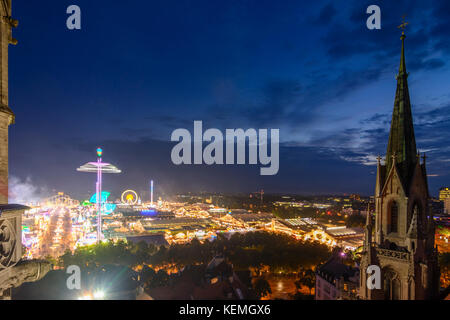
314 3 337 25
10 0 450 198
9 176 50 204
360 113 390 125
321 0 448 73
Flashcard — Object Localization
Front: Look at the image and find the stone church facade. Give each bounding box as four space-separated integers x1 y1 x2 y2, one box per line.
359 30 440 300
0 0 50 299
0 0 17 203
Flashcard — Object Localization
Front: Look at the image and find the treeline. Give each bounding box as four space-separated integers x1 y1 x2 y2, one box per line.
58 231 331 273
345 214 367 228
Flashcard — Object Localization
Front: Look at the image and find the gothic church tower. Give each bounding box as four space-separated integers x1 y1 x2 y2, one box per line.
359 28 440 300
0 1 51 299
0 0 17 203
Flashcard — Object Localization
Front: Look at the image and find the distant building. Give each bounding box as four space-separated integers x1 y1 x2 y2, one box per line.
349 194 361 201
315 252 359 300
141 217 213 233
439 187 450 201
232 213 274 228
229 209 250 215
445 198 450 215
126 234 169 247
429 198 445 215
325 226 364 250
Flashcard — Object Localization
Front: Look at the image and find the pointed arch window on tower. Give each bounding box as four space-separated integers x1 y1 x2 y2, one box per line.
408 279 415 299
384 277 391 300
389 201 399 233
392 278 401 300
383 270 401 300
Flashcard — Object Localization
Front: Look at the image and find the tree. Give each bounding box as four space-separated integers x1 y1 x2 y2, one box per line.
297 269 315 295
439 252 450 287
346 214 366 228
253 277 271 299
440 252 450 268
292 291 314 300
148 269 170 288
140 265 156 285
44 254 58 267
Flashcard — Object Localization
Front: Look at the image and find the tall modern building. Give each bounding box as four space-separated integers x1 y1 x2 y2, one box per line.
439 187 450 202
359 29 440 300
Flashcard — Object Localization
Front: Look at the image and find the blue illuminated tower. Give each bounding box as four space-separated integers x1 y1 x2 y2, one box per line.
150 180 154 207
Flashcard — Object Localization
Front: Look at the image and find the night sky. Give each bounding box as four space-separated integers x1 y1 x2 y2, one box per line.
7 0 450 202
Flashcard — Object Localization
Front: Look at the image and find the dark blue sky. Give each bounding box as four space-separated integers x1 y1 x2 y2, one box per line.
7 0 450 201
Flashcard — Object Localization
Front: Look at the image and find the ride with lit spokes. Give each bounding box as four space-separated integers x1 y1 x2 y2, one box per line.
121 189 139 205
77 148 121 243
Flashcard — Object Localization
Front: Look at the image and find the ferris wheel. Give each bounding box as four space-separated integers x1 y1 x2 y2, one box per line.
121 190 139 205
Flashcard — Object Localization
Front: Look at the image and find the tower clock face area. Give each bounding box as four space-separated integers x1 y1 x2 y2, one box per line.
0 1 447 305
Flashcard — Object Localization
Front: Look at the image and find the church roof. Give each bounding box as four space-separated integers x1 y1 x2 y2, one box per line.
0 204 29 215
407 205 419 238
317 255 358 282
385 32 417 191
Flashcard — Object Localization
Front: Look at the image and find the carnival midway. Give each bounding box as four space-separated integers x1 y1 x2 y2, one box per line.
21 148 159 259
20 148 392 262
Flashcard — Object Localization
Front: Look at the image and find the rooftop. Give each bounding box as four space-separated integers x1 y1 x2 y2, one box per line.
0 204 30 214
317 255 359 283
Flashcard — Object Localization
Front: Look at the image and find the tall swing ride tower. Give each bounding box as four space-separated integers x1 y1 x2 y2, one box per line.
77 148 121 243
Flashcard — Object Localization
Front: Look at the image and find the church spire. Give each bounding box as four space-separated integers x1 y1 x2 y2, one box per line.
407 205 419 238
360 19 440 300
364 201 374 255
385 23 417 188
365 202 372 227
398 25 407 77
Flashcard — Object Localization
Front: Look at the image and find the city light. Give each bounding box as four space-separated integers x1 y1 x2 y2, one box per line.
93 290 105 299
